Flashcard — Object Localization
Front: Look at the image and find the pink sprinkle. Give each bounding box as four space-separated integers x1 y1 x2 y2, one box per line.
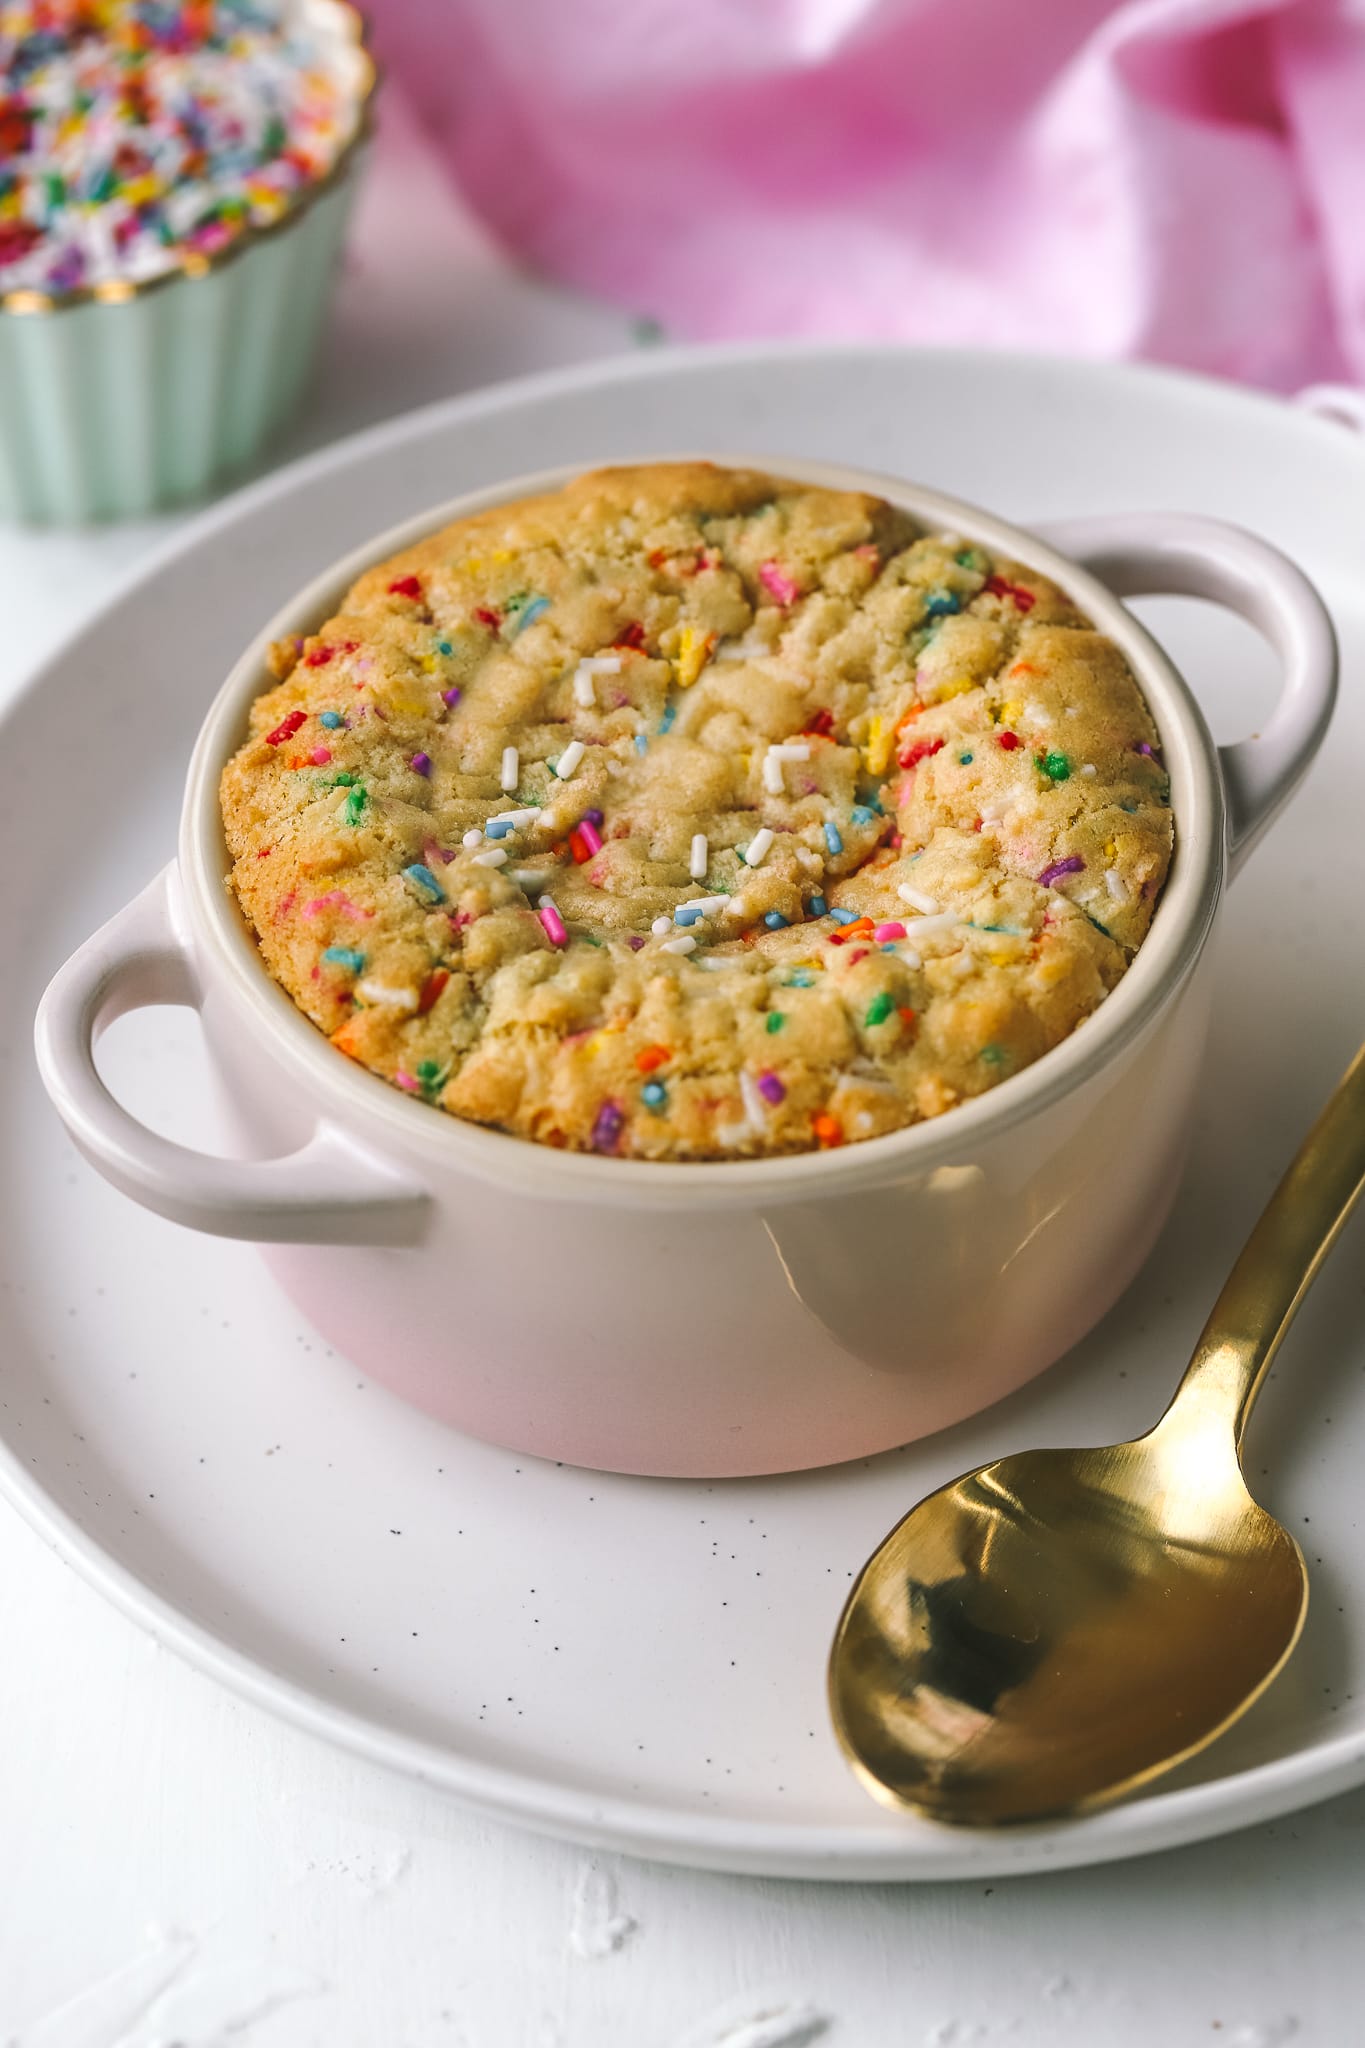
1037 855 1086 888
310 746 332 766
758 560 801 606
539 900 568 947
411 751 433 777
577 818 603 856
627 934 646 951
395 1071 421 1093
442 687 462 708
757 1070 786 1106
303 891 373 920
874 921 907 942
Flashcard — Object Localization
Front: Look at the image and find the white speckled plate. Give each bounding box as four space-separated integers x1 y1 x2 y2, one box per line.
4 347 1365 1880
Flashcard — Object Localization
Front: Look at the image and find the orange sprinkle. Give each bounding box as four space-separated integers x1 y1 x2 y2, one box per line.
812 1112 844 1148
897 1006 919 1035
636 1044 671 1073
417 969 450 1016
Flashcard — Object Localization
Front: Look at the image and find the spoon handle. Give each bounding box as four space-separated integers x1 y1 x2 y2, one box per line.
1171 1038 1365 1451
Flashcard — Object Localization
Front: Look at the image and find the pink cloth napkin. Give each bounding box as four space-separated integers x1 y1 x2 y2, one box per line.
372 0 1365 392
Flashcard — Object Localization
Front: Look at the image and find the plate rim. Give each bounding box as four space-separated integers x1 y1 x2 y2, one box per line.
7 339 1365 1881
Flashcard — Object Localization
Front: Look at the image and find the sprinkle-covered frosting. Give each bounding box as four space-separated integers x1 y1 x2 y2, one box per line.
221 463 1173 1160
0 0 363 297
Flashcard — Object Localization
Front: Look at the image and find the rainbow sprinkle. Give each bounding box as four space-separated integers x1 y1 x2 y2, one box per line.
0 2 361 297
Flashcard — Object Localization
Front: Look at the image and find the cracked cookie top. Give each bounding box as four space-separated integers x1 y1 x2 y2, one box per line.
220 462 1172 1159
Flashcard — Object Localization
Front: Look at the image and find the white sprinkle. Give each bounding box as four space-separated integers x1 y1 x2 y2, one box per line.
662 934 697 955
679 894 731 915
739 1071 768 1130
555 739 587 780
500 746 519 792
1104 867 1128 901
716 634 767 661
462 828 484 848
356 981 418 1011
487 807 541 828
745 827 776 868
690 833 708 880
897 885 941 915
900 912 960 938
579 654 622 675
1081 762 1098 778
899 948 923 969
762 740 811 795
473 846 508 867
695 956 744 970
573 669 597 708
651 915 673 936
507 869 544 889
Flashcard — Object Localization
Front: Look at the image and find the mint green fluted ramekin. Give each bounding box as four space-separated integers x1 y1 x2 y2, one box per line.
0 2 376 526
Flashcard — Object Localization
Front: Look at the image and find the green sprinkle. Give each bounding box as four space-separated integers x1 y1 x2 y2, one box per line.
766 1012 786 1034
864 991 895 1027
436 638 454 657
1042 751 1071 782
333 770 358 786
344 787 368 825
980 1044 1006 1066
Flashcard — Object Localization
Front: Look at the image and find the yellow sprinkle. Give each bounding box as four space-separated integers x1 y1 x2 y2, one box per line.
675 626 713 688
421 655 438 672
931 676 975 703
1000 699 1023 723
492 550 514 565
864 715 893 776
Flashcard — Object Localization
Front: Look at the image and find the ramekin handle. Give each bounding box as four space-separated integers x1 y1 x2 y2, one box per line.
1036 513 1337 879
34 865 429 1246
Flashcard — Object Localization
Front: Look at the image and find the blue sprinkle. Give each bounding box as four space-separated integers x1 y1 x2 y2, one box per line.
924 590 961 617
675 906 705 927
485 819 514 839
829 908 857 926
658 700 677 734
764 911 789 930
823 823 843 856
509 596 550 636
322 946 365 973
787 969 815 987
436 639 454 656
851 804 876 825
641 1080 668 1111
404 863 446 905
319 710 345 729
959 752 974 765
807 893 828 918
635 734 648 756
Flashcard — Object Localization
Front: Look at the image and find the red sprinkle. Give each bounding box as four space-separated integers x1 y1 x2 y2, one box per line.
613 620 647 651
802 708 836 738
636 1044 671 1073
388 576 424 600
898 737 945 771
417 969 450 1015
997 730 1022 750
473 606 501 631
266 709 307 746
568 827 594 865
985 575 1036 613
304 645 335 667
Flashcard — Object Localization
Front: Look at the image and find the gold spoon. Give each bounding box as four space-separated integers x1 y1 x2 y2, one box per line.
829 1040 1365 1827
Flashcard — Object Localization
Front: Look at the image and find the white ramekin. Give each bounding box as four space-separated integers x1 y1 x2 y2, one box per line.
0 1 375 525
33 461 1338 1475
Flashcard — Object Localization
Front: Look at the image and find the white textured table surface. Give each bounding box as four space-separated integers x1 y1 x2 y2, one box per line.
3 111 1363 2048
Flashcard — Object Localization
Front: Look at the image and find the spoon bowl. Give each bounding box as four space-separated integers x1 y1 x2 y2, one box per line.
831 1037 1365 1826
829 1428 1307 1825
